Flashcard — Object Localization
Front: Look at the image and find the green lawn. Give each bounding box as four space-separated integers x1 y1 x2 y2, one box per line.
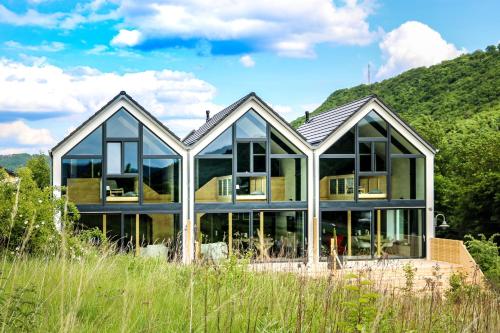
0 254 498 333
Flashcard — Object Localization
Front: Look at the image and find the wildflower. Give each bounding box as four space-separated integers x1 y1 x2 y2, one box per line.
24 220 28 225
38 199 42 204
10 251 14 255
41 221 45 225
15 247 19 250
35 225 39 229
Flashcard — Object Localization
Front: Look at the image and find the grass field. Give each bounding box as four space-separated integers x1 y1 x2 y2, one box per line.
0 252 498 333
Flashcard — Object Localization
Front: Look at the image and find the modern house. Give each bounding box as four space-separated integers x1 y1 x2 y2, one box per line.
50 91 436 265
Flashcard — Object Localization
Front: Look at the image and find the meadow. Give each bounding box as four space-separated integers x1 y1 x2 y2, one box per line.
0 251 498 333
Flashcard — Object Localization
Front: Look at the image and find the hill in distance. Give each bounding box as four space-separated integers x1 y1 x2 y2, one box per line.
291 45 499 129
0 153 49 171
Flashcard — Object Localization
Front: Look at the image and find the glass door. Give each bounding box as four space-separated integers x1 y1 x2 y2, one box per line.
321 210 373 260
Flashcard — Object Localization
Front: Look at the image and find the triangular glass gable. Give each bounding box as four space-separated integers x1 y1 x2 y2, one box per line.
106 109 139 138
324 128 355 154
199 127 233 155
270 127 301 154
67 126 102 155
143 127 176 155
235 110 267 139
391 129 421 154
358 111 387 137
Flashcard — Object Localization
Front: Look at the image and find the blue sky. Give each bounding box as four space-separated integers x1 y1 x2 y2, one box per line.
0 0 498 154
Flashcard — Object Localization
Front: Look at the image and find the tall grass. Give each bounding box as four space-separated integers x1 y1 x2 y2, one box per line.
0 253 498 332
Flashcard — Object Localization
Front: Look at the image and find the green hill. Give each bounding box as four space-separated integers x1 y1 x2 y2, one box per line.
0 153 49 171
292 45 499 128
293 45 500 239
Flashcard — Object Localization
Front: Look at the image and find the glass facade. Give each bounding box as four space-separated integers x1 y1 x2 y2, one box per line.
270 158 306 202
321 209 425 260
143 159 180 203
196 211 306 261
106 109 139 138
67 127 102 155
63 109 181 207
319 159 355 201
195 159 232 202
320 111 425 202
62 159 102 204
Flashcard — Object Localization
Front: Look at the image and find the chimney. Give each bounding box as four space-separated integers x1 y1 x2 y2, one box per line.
305 111 310 123
206 110 210 122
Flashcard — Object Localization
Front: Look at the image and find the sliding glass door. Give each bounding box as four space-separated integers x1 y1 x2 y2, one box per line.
320 208 424 261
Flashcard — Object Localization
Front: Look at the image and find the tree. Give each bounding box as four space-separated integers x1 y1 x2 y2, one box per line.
26 154 50 189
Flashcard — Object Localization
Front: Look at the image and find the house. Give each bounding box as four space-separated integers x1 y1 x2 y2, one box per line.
0 167 17 182
50 91 436 265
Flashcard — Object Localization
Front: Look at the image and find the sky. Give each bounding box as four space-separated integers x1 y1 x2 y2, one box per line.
0 0 498 155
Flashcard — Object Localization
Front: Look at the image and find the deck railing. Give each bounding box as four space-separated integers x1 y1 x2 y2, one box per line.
430 237 484 283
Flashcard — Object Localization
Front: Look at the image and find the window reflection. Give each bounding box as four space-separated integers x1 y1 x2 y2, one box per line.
143 159 180 203
68 127 102 155
235 110 267 138
195 159 232 202
106 109 139 138
62 159 102 204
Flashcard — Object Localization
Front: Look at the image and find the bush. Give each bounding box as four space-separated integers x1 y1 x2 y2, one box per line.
464 234 500 288
0 167 80 256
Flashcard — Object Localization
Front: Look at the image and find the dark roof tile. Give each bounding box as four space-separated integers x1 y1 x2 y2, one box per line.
297 95 374 144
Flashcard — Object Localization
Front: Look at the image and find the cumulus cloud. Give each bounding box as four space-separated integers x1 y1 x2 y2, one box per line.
111 29 142 47
4 40 65 52
0 57 218 120
239 55 255 67
112 0 378 57
377 21 465 79
0 121 55 146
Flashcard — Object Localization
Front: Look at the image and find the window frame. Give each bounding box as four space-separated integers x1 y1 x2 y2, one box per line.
63 107 181 207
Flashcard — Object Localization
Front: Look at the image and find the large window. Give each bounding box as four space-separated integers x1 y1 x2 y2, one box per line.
196 211 306 261
391 157 425 200
79 213 181 258
194 111 307 204
63 109 181 206
378 209 424 258
62 159 102 204
106 109 139 138
320 159 355 201
321 209 424 260
271 158 306 201
142 128 180 204
68 127 102 155
321 211 372 259
320 111 425 202
195 159 232 202
143 159 180 203
254 211 306 260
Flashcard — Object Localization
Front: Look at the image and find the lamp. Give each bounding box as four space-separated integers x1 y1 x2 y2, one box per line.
434 213 449 229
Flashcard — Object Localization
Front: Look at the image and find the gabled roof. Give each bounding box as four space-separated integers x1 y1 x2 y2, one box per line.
297 95 436 153
297 95 373 145
50 91 181 153
0 167 16 177
183 92 310 146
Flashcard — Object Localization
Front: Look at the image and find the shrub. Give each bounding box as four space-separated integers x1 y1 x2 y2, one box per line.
464 233 500 288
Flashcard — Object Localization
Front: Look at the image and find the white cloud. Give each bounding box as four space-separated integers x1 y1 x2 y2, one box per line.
0 57 219 130
112 0 378 57
0 121 55 146
239 55 255 67
4 40 65 52
0 3 118 30
376 21 465 79
111 29 142 47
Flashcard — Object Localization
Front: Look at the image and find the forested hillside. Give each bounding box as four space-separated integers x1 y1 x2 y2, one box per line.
0 153 35 171
293 45 500 239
